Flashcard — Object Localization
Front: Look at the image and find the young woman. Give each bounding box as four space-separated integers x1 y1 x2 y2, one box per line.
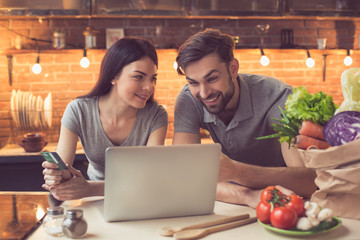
42 37 168 201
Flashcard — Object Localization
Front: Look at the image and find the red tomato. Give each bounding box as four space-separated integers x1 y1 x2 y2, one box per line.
256 201 271 224
260 186 283 202
270 207 298 230
285 194 305 217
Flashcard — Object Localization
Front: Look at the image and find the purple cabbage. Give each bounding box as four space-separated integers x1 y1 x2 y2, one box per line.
323 111 360 146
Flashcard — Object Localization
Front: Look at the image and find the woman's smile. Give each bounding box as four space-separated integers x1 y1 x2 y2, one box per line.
135 93 150 101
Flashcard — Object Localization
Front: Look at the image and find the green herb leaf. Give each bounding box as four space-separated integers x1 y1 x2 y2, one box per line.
309 218 338 233
256 86 338 146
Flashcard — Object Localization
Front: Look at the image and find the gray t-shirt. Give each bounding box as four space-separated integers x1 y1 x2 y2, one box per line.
174 74 292 167
61 97 168 180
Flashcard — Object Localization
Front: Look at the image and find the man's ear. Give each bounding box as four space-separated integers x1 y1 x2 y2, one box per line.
230 58 239 76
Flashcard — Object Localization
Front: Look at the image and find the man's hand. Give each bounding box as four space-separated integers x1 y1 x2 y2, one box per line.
216 182 296 209
218 154 236 182
216 181 260 208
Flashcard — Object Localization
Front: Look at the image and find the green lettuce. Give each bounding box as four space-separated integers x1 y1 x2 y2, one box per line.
286 86 338 126
257 86 338 146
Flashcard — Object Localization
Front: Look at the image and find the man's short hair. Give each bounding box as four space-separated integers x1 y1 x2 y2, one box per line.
176 28 235 75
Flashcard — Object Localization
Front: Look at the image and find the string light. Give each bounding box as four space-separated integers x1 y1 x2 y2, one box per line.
32 44 42 74
1 24 90 71
80 49 90 68
260 48 270 66
344 49 353 66
306 49 315 68
173 61 178 70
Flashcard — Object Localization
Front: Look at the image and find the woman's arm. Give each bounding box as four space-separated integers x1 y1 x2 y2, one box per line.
146 126 167 146
42 125 78 187
56 125 78 166
49 166 104 201
43 125 105 200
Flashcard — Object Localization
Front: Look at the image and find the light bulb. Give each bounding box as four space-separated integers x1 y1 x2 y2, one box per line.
173 61 178 70
306 58 315 68
344 56 353 66
80 57 90 68
32 63 42 74
260 55 270 66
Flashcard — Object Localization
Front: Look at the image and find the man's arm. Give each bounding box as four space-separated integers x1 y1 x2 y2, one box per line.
172 132 201 144
218 150 317 199
216 182 261 208
173 132 316 205
216 182 296 208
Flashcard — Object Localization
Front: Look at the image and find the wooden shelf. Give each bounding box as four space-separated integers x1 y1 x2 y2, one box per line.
0 48 106 55
1 14 360 21
2 48 358 56
234 48 360 55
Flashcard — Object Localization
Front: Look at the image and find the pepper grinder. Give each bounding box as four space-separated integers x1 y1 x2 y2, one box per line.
62 209 87 238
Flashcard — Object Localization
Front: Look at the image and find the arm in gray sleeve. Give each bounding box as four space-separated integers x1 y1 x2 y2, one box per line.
150 104 168 133
267 86 293 126
173 90 202 134
61 100 80 136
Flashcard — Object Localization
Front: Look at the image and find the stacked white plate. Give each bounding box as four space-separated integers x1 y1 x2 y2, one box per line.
10 89 52 130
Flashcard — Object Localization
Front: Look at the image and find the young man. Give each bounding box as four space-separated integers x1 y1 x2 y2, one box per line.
173 29 316 208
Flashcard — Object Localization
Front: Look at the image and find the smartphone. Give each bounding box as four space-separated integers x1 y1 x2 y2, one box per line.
41 152 68 170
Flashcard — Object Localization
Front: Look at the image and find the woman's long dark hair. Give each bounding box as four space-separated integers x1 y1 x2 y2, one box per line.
79 37 158 103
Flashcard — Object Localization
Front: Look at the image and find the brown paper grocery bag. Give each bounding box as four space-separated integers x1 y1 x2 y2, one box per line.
298 139 360 219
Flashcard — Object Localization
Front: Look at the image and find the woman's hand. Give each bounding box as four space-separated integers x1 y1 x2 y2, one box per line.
48 165 90 201
42 161 71 189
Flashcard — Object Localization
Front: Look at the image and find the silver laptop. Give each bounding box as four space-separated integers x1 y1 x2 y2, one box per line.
104 143 221 222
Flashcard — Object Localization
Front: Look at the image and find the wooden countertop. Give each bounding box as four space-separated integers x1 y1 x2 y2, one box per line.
0 142 83 157
26 196 360 240
0 138 214 157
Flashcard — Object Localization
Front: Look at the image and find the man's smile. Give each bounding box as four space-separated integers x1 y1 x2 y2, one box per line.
201 94 220 105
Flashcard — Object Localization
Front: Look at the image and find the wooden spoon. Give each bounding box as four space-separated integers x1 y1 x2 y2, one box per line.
173 216 257 240
158 214 249 236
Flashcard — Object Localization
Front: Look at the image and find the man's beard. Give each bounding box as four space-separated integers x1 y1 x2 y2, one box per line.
198 74 235 114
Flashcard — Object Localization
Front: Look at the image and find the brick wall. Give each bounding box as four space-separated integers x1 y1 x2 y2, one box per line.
0 17 359 147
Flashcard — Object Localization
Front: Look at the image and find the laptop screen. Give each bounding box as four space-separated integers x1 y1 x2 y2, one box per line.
104 143 221 221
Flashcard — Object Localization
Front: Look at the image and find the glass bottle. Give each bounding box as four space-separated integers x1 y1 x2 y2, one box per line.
83 27 97 49
53 29 66 49
43 206 64 237
62 209 87 239
14 35 22 50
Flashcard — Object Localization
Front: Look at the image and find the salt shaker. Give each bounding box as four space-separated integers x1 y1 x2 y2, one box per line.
43 206 64 237
62 209 87 238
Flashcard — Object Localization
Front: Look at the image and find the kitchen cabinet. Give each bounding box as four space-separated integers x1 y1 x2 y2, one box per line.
1 0 360 18
191 0 282 16
0 0 89 16
94 0 188 16
191 0 360 17
0 153 88 191
287 0 360 17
